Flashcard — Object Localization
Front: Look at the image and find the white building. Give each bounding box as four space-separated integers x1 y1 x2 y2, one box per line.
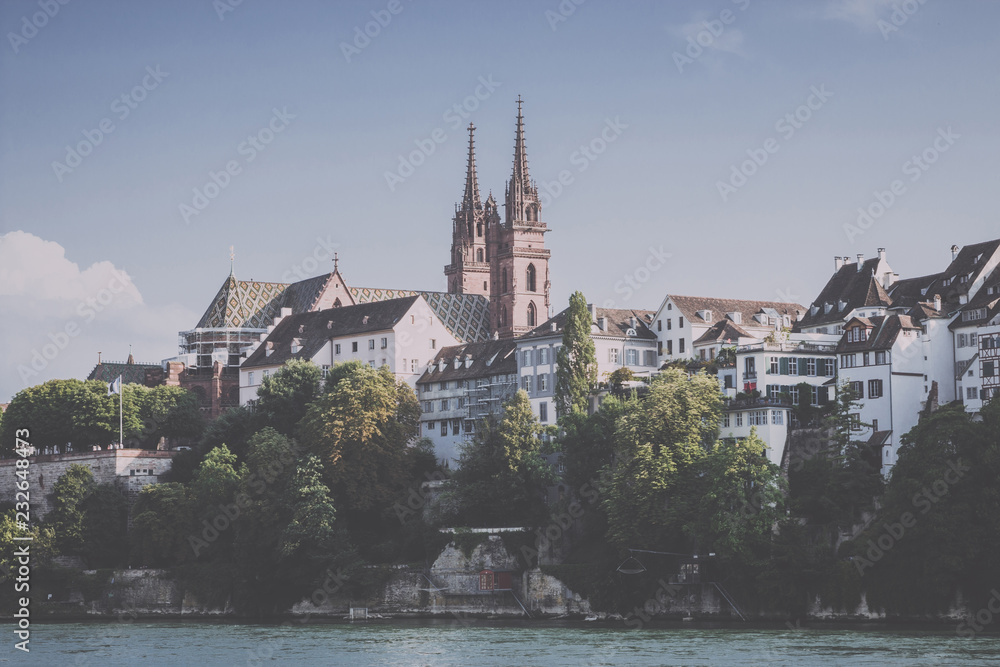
652 294 804 363
239 295 460 404
515 305 659 422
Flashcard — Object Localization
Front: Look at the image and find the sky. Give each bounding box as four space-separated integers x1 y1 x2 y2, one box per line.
1 0 999 403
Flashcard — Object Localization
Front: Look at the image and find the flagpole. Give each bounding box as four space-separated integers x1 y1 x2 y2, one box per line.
119 375 123 448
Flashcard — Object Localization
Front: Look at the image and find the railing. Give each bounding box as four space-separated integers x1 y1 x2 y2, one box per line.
724 396 792 410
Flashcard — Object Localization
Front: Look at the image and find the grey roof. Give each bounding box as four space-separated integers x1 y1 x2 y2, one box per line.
242 296 420 369
416 339 518 385
796 259 892 330
519 307 657 342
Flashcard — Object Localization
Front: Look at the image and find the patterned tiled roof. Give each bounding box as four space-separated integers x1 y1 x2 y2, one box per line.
195 275 292 329
351 287 491 343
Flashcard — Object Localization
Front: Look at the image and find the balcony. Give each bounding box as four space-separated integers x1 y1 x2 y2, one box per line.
724 395 793 410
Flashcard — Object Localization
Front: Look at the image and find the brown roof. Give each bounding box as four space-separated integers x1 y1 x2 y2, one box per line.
667 295 804 329
693 319 752 344
836 314 920 353
242 296 421 369
416 339 518 385
520 307 657 341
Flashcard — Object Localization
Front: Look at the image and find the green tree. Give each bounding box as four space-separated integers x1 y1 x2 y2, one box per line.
80 484 129 568
297 363 420 517
448 391 555 527
1 380 120 455
130 483 195 567
47 464 96 554
255 359 322 435
602 369 722 549
0 510 55 589
130 385 204 447
555 292 598 418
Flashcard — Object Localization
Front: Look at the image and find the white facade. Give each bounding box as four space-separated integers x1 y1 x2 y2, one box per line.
240 296 459 404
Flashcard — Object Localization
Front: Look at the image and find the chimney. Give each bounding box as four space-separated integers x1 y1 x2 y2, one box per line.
856 254 864 270
630 316 638 329
589 304 597 323
598 317 607 331
878 247 886 261
834 256 844 271
933 294 942 311
951 244 960 262
550 321 557 332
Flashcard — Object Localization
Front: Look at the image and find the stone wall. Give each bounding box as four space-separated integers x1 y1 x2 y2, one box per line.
0 450 174 519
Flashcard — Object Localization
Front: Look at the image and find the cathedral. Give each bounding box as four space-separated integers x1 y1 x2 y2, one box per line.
445 97 552 338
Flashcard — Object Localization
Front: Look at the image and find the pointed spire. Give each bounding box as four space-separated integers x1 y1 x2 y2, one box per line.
461 123 482 213
229 245 236 277
333 252 339 273
511 95 531 189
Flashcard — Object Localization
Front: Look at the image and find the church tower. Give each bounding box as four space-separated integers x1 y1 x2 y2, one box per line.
445 123 495 297
490 97 551 338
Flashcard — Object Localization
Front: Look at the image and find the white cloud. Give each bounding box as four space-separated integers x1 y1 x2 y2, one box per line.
0 231 197 402
824 0 896 31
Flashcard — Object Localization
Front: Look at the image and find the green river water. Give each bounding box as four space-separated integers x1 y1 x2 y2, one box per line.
19 620 1000 666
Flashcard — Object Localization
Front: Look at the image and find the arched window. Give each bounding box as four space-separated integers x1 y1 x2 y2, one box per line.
499 305 507 327
476 248 484 262
526 264 536 292
333 298 342 308
502 268 508 293
527 302 537 327
527 205 537 222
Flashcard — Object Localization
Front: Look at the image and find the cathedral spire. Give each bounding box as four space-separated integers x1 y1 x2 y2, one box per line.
461 123 482 213
511 96 531 190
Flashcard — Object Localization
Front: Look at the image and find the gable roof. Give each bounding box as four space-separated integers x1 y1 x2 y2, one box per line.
519 307 657 342
666 295 804 329
351 287 491 343
693 319 752 345
242 296 421 369
796 259 892 330
87 361 160 385
836 314 920 353
950 268 1000 330
416 339 518 385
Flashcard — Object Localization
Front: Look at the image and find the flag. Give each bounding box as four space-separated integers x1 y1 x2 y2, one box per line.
107 377 121 396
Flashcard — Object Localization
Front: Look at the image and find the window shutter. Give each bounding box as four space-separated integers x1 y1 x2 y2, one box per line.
779 358 789 374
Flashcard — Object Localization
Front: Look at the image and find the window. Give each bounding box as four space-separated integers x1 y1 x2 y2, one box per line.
868 379 883 398
527 302 537 327
502 268 508 292
352 341 358 352
369 339 375 350
524 350 533 366
863 352 870 367
526 264 537 292
841 354 857 368
767 385 779 399
262 369 270 378
850 413 861 430
772 410 783 425
807 359 816 376
248 371 255 385
427 422 436 433
666 340 673 355
540 348 548 365
539 402 548 423
789 385 799 404
626 349 639 365
411 359 418 372
745 357 756 376
368 360 375 367
423 401 433 412
875 351 886 365
769 357 778 375
452 419 461 436
984 361 996 377
679 338 685 354
522 375 531 393
440 399 449 411
679 317 684 328
967 386 979 400
657 320 662 332
667 319 672 330
735 412 743 427
667 303 672 311
788 358 798 376
850 381 864 398
609 348 619 363
321 365 330 379
430 339 436 349
872 419 878 431
381 337 388 349
538 374 548 391
723 413 730 427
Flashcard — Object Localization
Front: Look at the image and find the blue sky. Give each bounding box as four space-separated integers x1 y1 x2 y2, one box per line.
2 0 999 402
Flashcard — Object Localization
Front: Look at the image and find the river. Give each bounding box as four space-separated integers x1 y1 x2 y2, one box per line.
24 620 1000 666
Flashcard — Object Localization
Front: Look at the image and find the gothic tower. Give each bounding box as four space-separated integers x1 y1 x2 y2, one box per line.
444 123 495 297
490 97 551 338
